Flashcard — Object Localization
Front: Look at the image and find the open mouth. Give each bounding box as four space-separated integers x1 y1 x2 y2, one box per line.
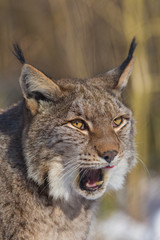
79 168 104 192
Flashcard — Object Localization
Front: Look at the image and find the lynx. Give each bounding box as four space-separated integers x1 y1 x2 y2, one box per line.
0 38 137 240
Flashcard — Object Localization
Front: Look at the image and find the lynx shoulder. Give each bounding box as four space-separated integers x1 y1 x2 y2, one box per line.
0 39 137 240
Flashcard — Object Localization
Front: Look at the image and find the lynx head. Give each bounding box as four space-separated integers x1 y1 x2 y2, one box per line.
14 38 137 201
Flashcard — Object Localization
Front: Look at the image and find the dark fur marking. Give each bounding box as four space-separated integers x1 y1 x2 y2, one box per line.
55 139 64 144
31 91 50 102
12 43 26 64
120 37 137 73
3 202 10 207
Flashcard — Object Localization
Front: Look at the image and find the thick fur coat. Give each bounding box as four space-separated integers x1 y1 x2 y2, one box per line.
0 39 137 240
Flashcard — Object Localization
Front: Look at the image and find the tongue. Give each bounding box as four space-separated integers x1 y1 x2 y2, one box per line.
86 169 99 184
86 182 98 188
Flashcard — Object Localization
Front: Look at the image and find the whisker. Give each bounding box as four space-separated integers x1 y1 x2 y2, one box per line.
59 163 81 184
77 168 88 184
136 154 151 178
38 162 80 195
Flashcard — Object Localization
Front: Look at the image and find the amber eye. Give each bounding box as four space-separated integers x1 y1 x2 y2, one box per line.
113 116 123 127
71 119 87 130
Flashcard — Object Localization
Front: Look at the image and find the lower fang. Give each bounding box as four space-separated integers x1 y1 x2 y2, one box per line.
96 180 103 186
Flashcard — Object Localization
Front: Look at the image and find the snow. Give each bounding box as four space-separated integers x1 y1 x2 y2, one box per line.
96 176 160 240
96 210 160 240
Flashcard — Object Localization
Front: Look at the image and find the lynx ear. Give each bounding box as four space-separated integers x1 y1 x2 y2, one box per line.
95 38 137 92
19 64 62 115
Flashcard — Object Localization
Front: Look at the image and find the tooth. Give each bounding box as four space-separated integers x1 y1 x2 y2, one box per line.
96 181 103 186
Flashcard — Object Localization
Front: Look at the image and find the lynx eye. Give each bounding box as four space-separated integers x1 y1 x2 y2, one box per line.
71 119 87 130
113 116 123 127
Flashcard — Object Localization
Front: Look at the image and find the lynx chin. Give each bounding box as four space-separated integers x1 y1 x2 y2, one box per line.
0 38 137 240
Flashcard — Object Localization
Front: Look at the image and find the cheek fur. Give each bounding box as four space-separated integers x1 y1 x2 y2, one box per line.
48 158 73 201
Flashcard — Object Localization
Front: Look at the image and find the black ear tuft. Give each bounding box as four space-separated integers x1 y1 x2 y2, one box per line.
92 37 137 92
12 43 26 64
120 37 137 72
128 37 137 58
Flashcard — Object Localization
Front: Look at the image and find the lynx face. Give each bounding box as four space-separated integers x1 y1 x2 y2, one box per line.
16 39 137 201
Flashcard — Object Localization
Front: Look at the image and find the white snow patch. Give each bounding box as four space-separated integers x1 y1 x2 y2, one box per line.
96 210 160 240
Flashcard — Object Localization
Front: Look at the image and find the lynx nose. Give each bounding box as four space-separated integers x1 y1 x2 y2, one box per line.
101 150 118 163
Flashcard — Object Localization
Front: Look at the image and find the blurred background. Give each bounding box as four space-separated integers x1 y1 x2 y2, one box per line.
0 0 160 239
